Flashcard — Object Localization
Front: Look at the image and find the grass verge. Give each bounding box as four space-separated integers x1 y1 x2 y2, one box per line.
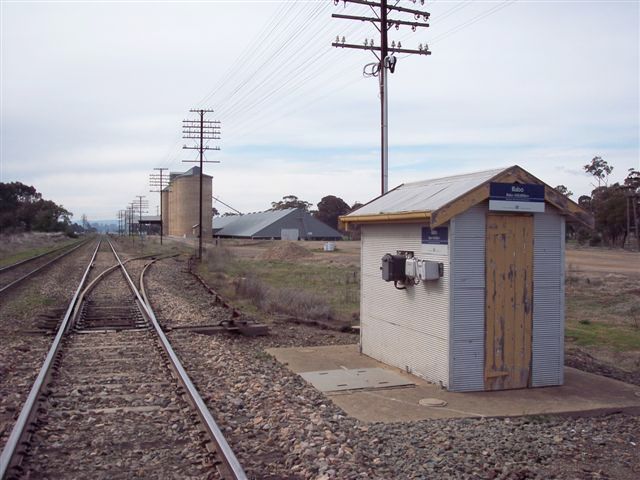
199 247 359 325
0 239 80 268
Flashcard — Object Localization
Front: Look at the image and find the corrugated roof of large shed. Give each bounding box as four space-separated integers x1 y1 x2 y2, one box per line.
215 209 295 237
212 215 242 230
349 167 505 216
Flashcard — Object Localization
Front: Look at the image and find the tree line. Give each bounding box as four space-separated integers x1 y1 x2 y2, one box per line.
558 157 639 248
267 157 640 249
0 182 83 236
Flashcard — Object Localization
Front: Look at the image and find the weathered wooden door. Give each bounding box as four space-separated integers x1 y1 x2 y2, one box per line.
485 214 533 390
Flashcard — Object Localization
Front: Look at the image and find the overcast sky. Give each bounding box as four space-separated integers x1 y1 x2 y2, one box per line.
1 0 638 221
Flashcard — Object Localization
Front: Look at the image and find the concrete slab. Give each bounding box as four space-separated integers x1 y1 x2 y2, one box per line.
300 368 414 392
266 344 640 423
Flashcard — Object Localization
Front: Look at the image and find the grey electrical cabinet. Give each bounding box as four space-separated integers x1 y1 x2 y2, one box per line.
381 254 406 282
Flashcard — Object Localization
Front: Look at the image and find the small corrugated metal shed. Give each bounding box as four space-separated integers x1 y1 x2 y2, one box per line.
214 208 342 240
341 165 592 392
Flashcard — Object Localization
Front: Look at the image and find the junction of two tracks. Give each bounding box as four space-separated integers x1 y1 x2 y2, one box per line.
0 238 246 479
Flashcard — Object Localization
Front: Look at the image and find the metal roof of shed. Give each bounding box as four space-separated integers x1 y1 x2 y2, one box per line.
212 215 242 230
342 165 594 228
214 208 343 238
137 215 161 223
351 167 504 216
214 209 296 237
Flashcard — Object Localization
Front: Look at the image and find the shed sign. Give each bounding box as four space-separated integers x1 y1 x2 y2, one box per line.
489 182 545 213
421 226 448 255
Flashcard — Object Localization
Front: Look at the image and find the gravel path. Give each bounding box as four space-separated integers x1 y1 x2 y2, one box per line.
146 255 640 479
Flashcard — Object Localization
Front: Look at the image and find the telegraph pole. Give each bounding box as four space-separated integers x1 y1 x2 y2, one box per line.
128 203 136 245
332 0 431 194
117 210 126 236
182 109 221 259
134 195 148 239
150 168 170 245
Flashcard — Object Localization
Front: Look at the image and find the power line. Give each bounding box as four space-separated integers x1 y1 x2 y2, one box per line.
332 0 431 195
182 109 221 259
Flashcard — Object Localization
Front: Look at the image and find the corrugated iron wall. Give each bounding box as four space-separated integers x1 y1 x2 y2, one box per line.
531 208 565 387
360 202 565 392
360 224 450 387
449 203 487 392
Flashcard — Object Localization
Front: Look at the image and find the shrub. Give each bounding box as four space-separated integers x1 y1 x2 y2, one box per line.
204 246 232 273
235 277 268 308
266 287 334 320
588 235 602 247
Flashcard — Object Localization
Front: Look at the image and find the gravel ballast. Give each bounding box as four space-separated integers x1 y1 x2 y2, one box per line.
0 239 100 450
146 255 640 479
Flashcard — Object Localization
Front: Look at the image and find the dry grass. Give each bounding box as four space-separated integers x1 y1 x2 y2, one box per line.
565 272 640 373
0 232 76 267
266 287 333 320
199 245 354 325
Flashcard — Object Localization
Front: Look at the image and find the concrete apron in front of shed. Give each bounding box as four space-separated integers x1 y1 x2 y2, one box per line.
484 213 533 391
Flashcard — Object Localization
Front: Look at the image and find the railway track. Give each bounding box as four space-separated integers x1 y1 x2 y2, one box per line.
0 239 89 295
0 237 246 479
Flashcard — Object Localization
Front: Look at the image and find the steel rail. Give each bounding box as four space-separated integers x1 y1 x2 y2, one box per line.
0 239 102 478
108 240 247 480
0 238 91 295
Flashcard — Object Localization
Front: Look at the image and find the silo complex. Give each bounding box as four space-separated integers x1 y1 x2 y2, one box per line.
163 167 212 238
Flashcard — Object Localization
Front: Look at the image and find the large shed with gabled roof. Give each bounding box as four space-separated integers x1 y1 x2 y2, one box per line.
340 165 593 392
213 208 342 240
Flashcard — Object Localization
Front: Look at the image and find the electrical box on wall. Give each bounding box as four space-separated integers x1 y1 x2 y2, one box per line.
419 260 444 281
381 254 406 282
405 258 418 278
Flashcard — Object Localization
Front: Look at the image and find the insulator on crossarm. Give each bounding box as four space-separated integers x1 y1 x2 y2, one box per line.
364 39 369 46
341 36 345 43
391 41 396 48
370 38 374 46
418 43 423 51
398 41 402 48
336 35 340 43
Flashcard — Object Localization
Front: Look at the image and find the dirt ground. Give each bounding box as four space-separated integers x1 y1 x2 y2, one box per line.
566 245 640 276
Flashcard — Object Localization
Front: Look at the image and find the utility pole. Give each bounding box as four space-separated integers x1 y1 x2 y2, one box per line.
134 196 149 239
332 0 431 194
182 109 221 259
128 203 136 245
150 168 170 245
117 210 126 236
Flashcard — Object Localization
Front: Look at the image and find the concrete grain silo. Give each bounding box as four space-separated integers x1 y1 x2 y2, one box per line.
165 167 212 238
